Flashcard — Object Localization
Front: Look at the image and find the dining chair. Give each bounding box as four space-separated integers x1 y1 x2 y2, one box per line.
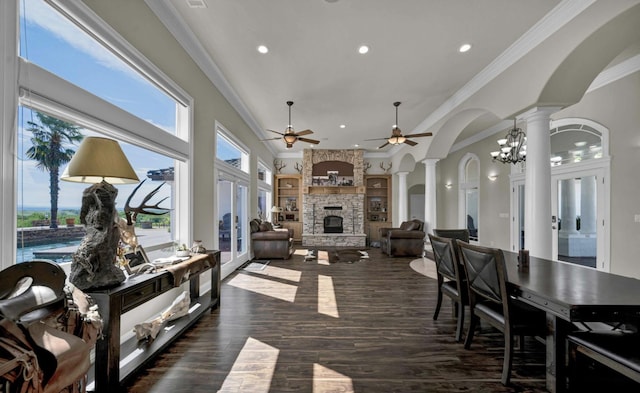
457 242 546 385
429 234 467 342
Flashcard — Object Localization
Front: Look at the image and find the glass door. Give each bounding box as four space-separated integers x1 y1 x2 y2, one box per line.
217 172 249 276
552 171 602 268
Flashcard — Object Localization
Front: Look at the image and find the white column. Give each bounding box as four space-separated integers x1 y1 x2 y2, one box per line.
422 159 439 234
397 171 409 223
522 107 560 259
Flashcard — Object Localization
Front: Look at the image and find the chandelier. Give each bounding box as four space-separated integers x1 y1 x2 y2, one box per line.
490 119 526 164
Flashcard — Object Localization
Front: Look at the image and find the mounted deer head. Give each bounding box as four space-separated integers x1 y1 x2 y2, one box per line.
274 159 286 174
363 162 371 174
380 162 392 173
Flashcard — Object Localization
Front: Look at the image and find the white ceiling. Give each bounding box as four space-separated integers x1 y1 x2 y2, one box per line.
163 0 561 155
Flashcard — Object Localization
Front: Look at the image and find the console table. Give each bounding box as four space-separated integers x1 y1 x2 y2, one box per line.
86 251 220 392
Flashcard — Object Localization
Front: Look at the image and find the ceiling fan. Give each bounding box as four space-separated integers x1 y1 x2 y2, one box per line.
365 101 432 149
263 101 320 149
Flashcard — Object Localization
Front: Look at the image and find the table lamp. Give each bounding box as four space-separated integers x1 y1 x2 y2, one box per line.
271 206 283 225
61 136 139 290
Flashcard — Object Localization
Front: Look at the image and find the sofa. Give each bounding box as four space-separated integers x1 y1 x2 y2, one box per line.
379 219 425 257
249 219 294 259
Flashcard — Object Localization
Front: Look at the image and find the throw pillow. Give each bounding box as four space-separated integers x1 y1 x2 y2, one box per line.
249 219 260 233
259 222 273 232
400 221 415 231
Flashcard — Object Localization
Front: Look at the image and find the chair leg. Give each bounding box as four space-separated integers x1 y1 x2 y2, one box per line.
433 281 443 320
501 332 514 385
455 302 465 342
464 312 477 349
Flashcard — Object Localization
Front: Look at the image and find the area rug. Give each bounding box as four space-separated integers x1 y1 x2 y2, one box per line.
409 257 438 280
244 260 270 271
328 249 369 263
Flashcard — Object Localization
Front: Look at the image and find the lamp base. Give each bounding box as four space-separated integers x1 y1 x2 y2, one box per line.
69 181 125 291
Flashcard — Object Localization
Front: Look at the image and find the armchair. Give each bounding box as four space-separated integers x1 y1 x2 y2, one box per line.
249 219 293 259
379 219 425 257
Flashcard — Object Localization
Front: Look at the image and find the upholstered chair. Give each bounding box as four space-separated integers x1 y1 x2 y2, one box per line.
249 219 293 259
429 234 468 342
457 241 547 385
379 219 425 257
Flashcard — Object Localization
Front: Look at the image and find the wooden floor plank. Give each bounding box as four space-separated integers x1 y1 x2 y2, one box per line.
124 247 547 392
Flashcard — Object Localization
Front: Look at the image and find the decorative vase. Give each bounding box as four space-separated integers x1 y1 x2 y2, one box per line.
191 240 206 254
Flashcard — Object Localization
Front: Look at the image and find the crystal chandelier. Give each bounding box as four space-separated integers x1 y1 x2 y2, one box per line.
490 119 526 164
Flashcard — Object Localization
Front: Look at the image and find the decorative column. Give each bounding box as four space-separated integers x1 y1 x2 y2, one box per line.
397 171 409 223
422 159 439 235
522 107 560 259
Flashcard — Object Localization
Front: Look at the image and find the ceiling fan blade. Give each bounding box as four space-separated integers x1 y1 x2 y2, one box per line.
298 137 320 145
267 129 284 135
404 139 418 146
378 141 390 149
364 137 390 141
403 132 433 138
295 129 313 136
260 137 281 141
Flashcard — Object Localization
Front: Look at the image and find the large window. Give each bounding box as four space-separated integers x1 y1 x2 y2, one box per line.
459 153 479 241
8 0 192 268
257 160 272 221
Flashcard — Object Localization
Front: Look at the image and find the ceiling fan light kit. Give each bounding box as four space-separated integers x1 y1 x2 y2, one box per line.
264 101 320 148
364 101 432 149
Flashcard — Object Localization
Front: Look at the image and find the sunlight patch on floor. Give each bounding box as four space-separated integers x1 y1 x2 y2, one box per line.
312 363 354 393
250 264 302 282
218 337 279 393
317 250 330 265
294 248 310 256
227 274 297 302
317 274 339 318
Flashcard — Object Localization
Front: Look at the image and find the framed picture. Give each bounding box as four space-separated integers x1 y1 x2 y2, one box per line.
124 246 150 269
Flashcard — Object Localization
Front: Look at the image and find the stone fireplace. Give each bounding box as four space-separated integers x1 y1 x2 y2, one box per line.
301 149 366 248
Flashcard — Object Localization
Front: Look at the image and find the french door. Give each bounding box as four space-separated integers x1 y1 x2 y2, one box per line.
217 171 249 277
551 168 606 269
512 165 608 271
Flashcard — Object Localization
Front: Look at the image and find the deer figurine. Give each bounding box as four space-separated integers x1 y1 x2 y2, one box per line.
294 162 303 174
274 159 286 174
380 162 392 173
118 179 171 249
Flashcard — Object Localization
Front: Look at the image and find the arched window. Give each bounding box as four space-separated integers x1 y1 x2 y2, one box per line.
458 153 479 241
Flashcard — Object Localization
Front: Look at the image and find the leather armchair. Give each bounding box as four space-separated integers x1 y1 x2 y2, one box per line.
249 219 293 259
379 219 425 257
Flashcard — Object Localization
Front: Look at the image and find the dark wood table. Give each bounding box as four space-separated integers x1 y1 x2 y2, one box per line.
503 252 640 392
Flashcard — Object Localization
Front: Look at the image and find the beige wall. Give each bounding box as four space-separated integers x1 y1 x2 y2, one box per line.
435 70 640 278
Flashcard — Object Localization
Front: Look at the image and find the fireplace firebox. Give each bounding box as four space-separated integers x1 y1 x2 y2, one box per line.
324 215 343 233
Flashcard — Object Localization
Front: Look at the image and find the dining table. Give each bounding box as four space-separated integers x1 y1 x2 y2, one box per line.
503 251 640 392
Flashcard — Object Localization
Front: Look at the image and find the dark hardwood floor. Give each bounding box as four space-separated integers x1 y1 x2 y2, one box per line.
124 247 547 392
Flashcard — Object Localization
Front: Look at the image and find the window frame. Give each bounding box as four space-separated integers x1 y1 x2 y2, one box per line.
3 0 194 269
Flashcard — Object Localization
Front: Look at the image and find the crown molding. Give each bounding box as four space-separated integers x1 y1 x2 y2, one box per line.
146 0 277 157
588 54 640 93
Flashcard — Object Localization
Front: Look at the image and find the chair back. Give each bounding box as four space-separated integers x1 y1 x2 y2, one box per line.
433 228 469 243
457 242 508 309
428 234 460 283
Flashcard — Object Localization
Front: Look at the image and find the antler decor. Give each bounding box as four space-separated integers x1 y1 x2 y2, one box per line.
363 162 372 174
118 179 170 248
274 159 286 174
380 162 392 173
294 162 303 174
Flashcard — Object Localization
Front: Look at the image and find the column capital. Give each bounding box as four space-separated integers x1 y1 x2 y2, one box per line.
421 158 440 167
518 106 563 122
397 171 409 178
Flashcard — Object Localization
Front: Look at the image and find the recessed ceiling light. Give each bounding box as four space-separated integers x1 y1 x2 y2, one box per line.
340 124 346 129
257 45 269 54
358 45 369 54
459 43 472 53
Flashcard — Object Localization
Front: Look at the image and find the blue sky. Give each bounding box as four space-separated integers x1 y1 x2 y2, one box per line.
18 0 175 209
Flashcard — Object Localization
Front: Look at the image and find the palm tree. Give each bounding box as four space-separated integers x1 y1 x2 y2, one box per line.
26 112 83 229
